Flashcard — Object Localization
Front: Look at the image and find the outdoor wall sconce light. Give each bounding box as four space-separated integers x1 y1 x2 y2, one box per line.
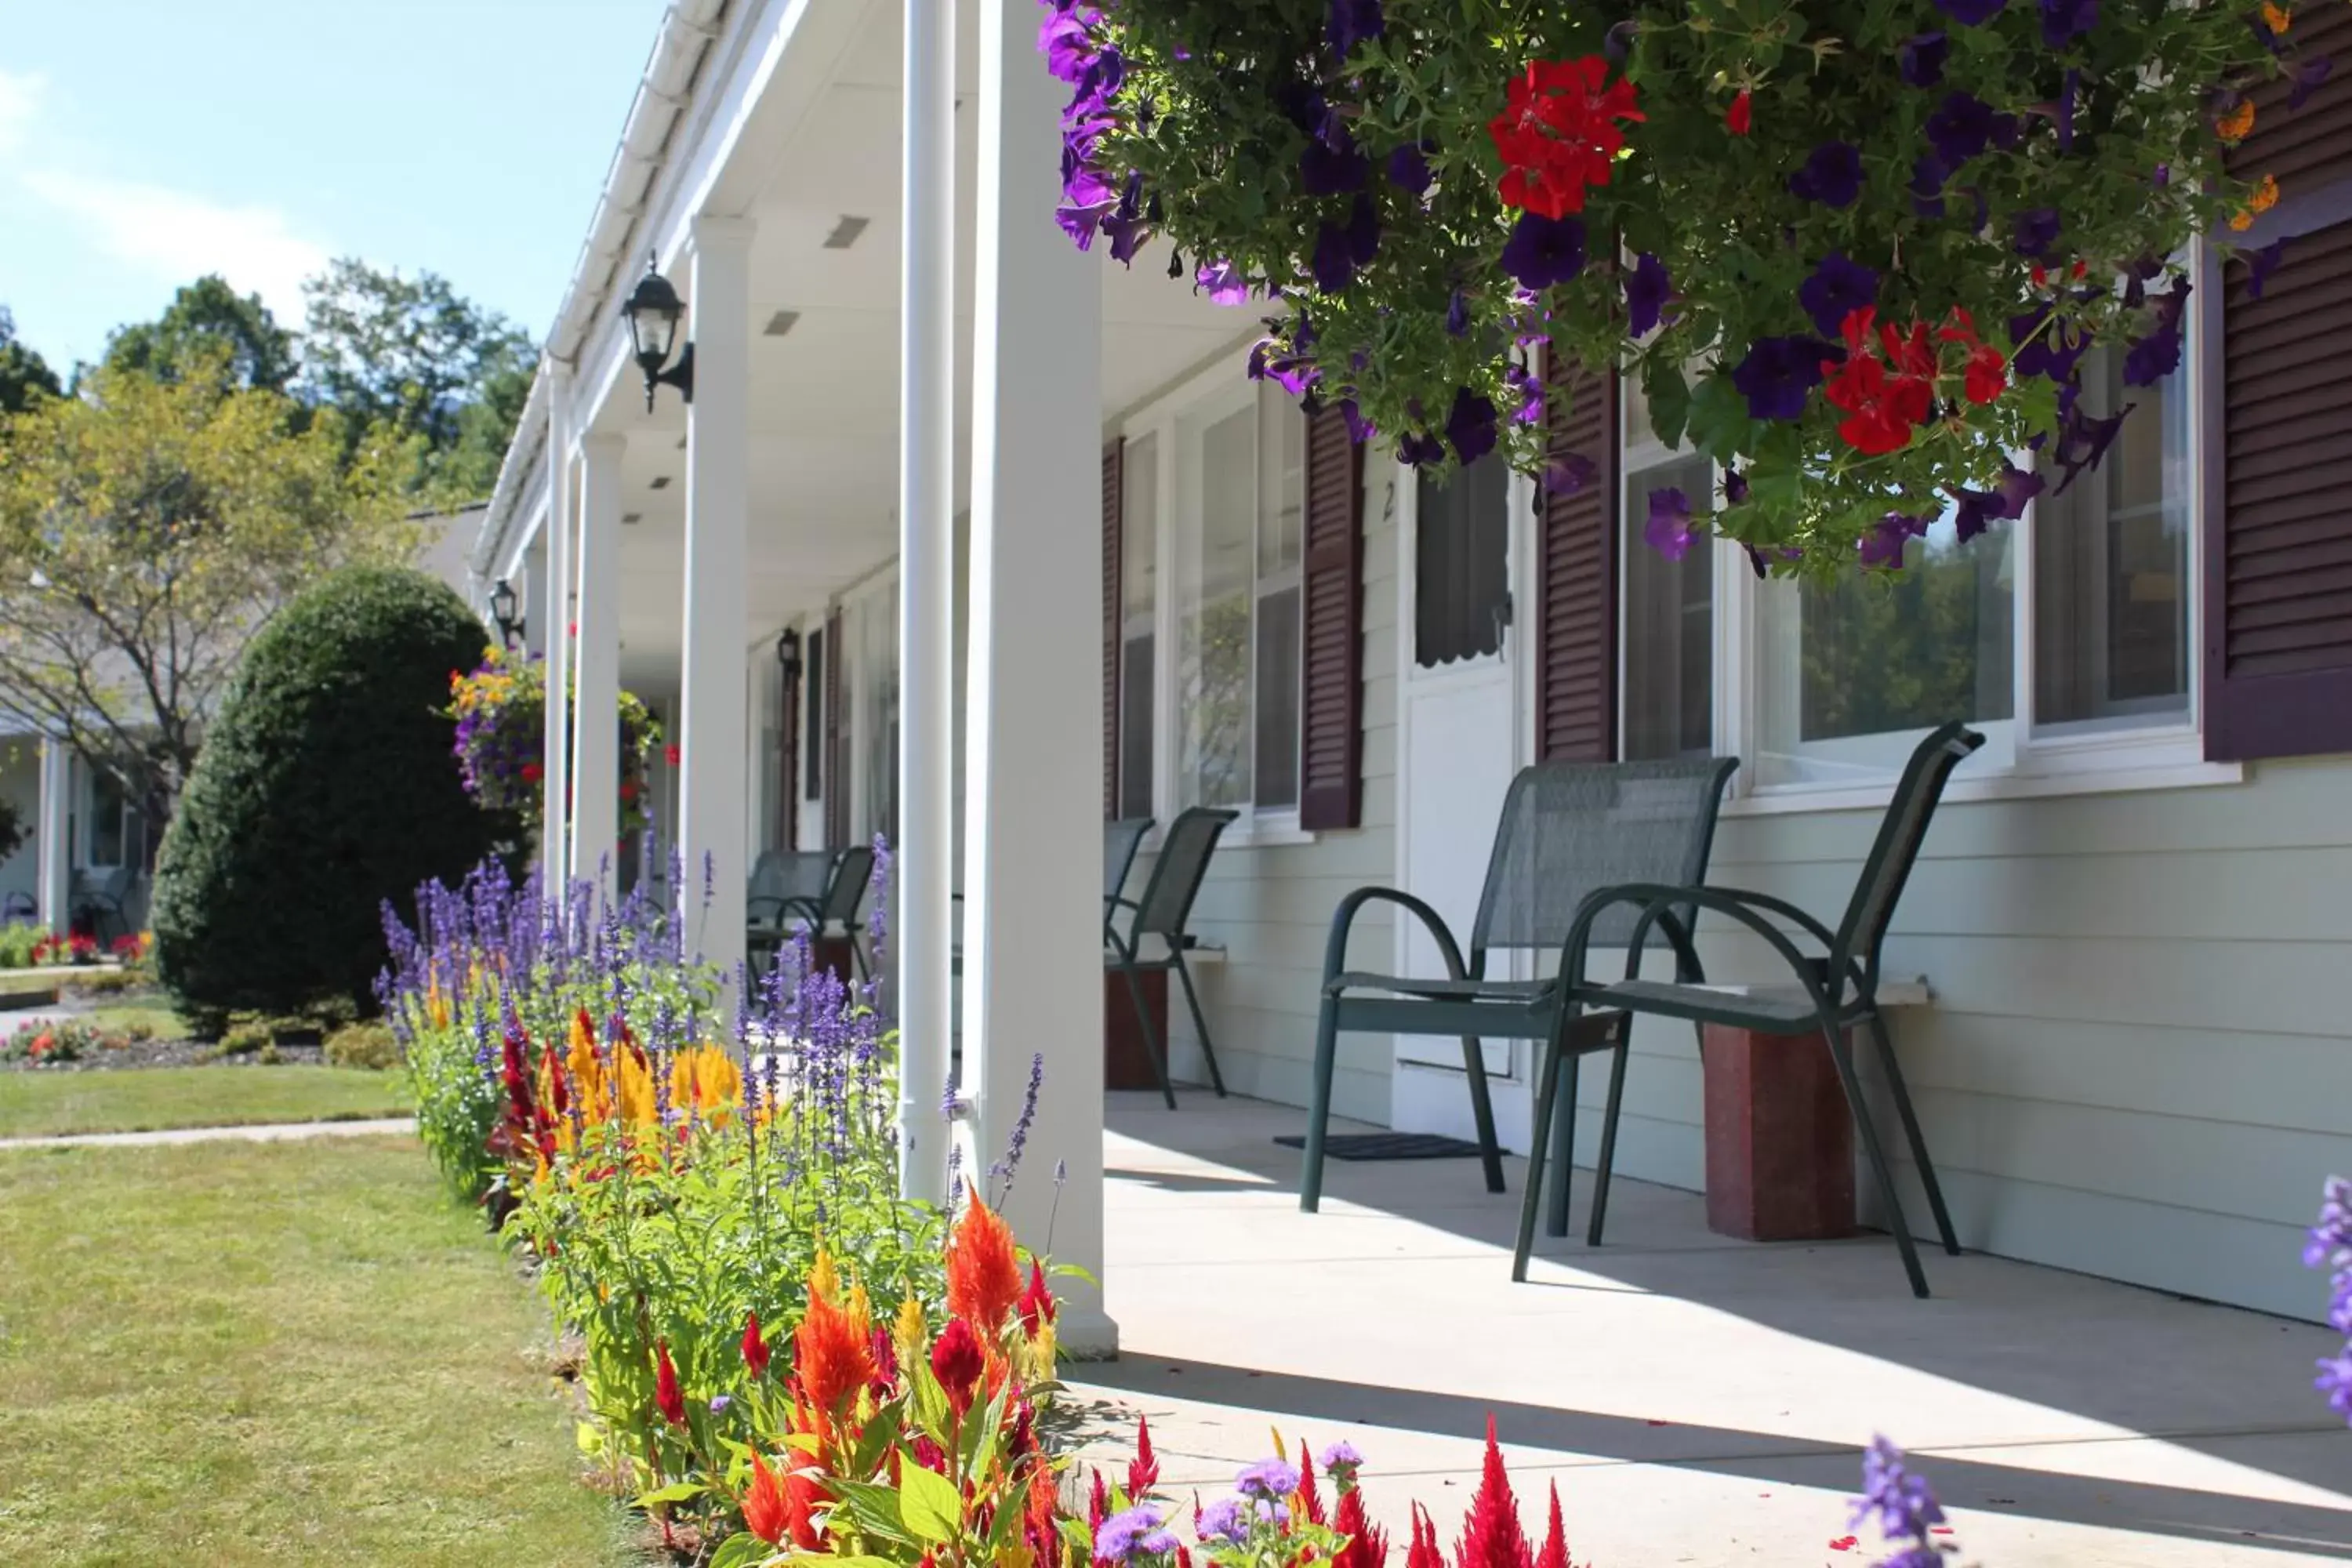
622 255 695 411
775 626 803 684
489 578 523 648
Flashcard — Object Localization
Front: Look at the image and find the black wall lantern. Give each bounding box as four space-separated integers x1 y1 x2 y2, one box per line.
489 577 523 648
775 626 803 684
622 254 695 411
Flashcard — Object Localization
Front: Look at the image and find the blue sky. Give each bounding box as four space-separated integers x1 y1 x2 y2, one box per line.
0 1 666 372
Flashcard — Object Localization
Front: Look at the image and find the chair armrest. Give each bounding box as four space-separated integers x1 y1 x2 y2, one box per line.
1320 887 1468 993
1559 883 1846 1013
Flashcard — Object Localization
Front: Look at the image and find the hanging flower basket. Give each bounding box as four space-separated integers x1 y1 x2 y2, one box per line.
448 648 660 836
1044 0 2322 572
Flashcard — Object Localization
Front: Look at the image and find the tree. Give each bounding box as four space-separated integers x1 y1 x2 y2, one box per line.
0 308 60 416
0 354 412 816
103 275 298 394
300 257 535 505
151 565 510 1022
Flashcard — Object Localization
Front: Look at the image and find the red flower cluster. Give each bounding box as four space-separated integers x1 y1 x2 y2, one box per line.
1487 56 1643 219
1821 307 2007 456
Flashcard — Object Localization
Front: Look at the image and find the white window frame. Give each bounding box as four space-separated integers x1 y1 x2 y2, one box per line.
1116 348 1316 848
78 760 132 873
1628 241 2241 815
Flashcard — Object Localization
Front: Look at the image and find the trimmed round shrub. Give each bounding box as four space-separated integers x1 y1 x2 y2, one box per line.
152 566 508 1021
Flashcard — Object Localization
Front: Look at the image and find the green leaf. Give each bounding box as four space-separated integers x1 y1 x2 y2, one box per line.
1645 361 1691 451
899 1461 963 1545
636 1479 708 1508
831 1479 917 1546
707 1532 775 1568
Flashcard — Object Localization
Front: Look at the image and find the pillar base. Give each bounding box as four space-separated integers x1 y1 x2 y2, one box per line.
1702 1022 1856 1243
1054 1306 1121 1362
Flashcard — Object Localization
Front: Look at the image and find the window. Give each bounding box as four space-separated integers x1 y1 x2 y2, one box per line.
1118 434 1158 819
1121 372 1307 822
1618 320 2198 792
804 629 825 800
85 768 130 869
860 590 898 845
1414 456 1510 668
1620 383 1714 760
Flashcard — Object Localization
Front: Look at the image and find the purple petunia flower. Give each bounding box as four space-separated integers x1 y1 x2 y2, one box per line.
1788 141 1864 208
1899 32 1949 88
1399 430 1446 466
2291 54 2336 112
1730 336 1838 421
1951 464 2044 542
1926 92 1998 166
1388 140 1433 194
1722 466 1751 505
1338 398 1375 443
1624 252 1674 337
2058 67 2080 152
2123 281 2191 387
1328 0 1384 58
2010 307 2091 384
2247 238 2289 300
2013 207 2063 260
1344 192 1381 267
1196 260 1248 305
1860 514 1929 570
1236 1457 1301 1500
1501 211 1587 289
1798 252 1879 339
1911 153 1951 219
1933 0 2008 23
1301 132 1369 196
1446 289 1471 338
1312 222 1358 293
1445 387 1499 465
2053 403 2129 495
1544 452 1599 494
1644 488 1699 561
1096 1504 1181 1563
2039 0 2097 47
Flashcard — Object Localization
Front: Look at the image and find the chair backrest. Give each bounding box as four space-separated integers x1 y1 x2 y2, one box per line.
764 850 833 905
1470 757 1740 957
824 844 878 927
1831 723 1984 991
1105 816 1153 903
748 851 786 903
1130 807 1237 939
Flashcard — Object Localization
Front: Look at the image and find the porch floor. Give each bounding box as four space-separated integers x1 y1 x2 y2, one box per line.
1065 1091 2352 1565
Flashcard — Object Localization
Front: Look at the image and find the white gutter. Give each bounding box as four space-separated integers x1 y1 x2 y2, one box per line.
471 0 729 581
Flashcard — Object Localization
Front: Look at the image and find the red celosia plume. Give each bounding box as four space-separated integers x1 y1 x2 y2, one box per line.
1455 1417 1533 1568
1334 1486 1390 1568
1017 1257 1058 1336
1295 1433 1327 1524
742 1311 771 1379
1534 1481 1568 1568
744 1451 791 1544
1130 1414 1160 1497
653 1339 686 1428
930 1316 986 1417
1406 1503 1444 1568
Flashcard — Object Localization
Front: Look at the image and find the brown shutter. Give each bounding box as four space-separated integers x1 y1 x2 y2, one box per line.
2209 15 2352 760
1297 405 1364 831
1102 439 1123 821
1537 349 1621 761
824 606 848 847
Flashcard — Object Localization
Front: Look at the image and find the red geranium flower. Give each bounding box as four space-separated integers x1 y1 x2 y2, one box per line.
1488 56 1643 220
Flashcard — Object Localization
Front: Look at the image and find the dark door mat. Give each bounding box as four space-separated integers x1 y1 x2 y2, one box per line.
1271 1132 1488 1161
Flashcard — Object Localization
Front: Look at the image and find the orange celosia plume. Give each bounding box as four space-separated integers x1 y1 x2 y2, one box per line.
946 1198 1022 1332
795 1269 878 1420
744 1451 791 1544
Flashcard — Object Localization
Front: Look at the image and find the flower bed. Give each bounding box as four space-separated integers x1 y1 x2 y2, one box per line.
1 1014 156 1066
1046 0 2327 569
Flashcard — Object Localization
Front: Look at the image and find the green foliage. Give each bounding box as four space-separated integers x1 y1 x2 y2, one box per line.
0 357 413 808
151 566 510 1021
0 306 59 416
0 924 44 969
103 275 299 394
300 257 536 506
325 1018 403 1071
213 1020 274 1058
1071 0 2300 569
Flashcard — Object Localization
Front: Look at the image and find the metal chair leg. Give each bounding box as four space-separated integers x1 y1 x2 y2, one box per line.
1118 960 1178 1111
1301 996 1341 1213
1546 1054 1580 1238
1171 953 1227 1098
1513 1035 1566 1283
1865 1009 1960 1256
1588 1028 1631 1247
1459 1035 1507 1195
1820 1020 1930 1298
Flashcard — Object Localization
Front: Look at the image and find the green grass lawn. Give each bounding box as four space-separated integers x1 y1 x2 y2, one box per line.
0 1135 637 1566
0 1066 408 1139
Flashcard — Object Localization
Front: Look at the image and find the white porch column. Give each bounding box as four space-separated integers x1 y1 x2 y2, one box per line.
964 0 1111 1352
522 539 549 659
895 0 956 1211
677 214 753 986
540 358 575 898
572 432 625 889
35 737 70 932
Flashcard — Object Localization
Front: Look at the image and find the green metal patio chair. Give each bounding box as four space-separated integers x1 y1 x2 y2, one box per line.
1105 806 1238 1110
952 815 1154 969
1512 722 1984 1298
1299 757 1740 1227
750 845 875 982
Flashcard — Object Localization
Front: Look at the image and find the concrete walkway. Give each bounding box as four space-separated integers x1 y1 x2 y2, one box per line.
0 1116 415 1152
1069 1094 2352 1566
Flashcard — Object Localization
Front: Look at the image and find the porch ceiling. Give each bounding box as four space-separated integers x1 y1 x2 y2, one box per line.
601 0 1249 689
